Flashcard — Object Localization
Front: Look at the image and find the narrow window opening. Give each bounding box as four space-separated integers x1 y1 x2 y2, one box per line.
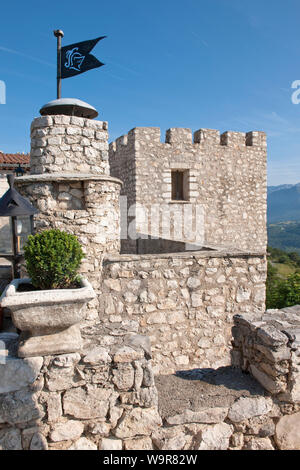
171 170 189 201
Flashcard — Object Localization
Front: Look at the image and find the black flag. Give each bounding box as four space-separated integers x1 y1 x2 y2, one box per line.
60 36 106 79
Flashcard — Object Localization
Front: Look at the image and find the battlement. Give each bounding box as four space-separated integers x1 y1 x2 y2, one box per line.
109 122 267 255
109 127 266 152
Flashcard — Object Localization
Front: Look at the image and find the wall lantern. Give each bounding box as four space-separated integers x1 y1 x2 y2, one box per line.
14 164 25 177
0 174 38 278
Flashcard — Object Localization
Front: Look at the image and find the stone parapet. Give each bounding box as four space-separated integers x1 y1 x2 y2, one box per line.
232 305 300 403
101 250 267 374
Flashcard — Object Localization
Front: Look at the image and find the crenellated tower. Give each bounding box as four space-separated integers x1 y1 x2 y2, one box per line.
109 127 267 254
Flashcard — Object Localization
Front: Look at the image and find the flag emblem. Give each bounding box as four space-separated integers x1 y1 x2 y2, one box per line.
65 47 85 71
60 36 106 79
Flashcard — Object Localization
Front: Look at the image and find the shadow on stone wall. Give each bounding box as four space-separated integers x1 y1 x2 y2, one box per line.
121 234 213 255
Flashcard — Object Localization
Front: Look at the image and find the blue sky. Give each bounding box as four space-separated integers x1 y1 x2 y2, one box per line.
0 0 300 185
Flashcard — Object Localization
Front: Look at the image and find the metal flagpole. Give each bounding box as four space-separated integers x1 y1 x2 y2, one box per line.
54 29 64 99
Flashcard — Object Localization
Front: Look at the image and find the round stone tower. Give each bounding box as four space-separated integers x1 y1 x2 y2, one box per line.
15 99 122 323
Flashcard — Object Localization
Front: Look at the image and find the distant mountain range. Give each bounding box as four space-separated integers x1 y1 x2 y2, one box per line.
267 184 295 195
268 221 300 254
267 182 300 253
267 182 300 223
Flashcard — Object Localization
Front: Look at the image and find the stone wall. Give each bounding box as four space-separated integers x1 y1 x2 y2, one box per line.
101 249 267 374
30 116 109 175
232 305 300 403
1 317 300 450
0 326 161 450
109 127 267 253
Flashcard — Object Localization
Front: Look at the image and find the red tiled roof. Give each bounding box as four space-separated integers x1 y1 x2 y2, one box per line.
0 153 30 164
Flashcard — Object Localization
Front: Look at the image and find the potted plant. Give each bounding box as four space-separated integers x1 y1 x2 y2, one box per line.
0 229 96 357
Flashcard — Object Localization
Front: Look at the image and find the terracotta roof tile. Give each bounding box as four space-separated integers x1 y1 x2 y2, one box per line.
0 153 30 164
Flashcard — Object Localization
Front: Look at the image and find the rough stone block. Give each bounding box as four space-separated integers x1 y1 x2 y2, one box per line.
152 427 187 450
0 428 22 450
165 407 228 426
63 387 113 420
257 325 289 347
113 346 144 363
0 389 43 425
112 363 135 390
100 438 122 450
250 365 286 395
243 437 274 450
68 437 97 450
83 347 112 365
50 420 84 442
275 412 300 450
0 355 43 394
29 432 48 450
228 396 273 423
114 407 162 439
124 437 153 450
198 423 233 450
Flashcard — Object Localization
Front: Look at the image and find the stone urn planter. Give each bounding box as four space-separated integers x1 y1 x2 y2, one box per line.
0 277 96 357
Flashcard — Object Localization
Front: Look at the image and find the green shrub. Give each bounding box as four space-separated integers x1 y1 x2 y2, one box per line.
283 273 300 307
266 261 300 309
24 229 84 290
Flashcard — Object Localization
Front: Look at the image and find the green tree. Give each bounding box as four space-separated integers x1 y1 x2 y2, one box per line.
266 263 300 309
282 273 300 307
266 262 285 309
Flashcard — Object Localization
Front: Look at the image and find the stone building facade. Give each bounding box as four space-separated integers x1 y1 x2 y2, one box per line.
9 118 268 372
1 111 299 451
109 127 267 254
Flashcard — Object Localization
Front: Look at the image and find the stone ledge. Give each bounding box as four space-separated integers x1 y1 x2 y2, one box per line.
104 247 266 263
15 173 122 186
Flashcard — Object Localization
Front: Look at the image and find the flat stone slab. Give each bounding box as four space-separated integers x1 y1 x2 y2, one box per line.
15 173 122 186
155 366 266 422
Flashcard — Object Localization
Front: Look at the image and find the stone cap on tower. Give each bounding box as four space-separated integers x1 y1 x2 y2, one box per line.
40 98 98 119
